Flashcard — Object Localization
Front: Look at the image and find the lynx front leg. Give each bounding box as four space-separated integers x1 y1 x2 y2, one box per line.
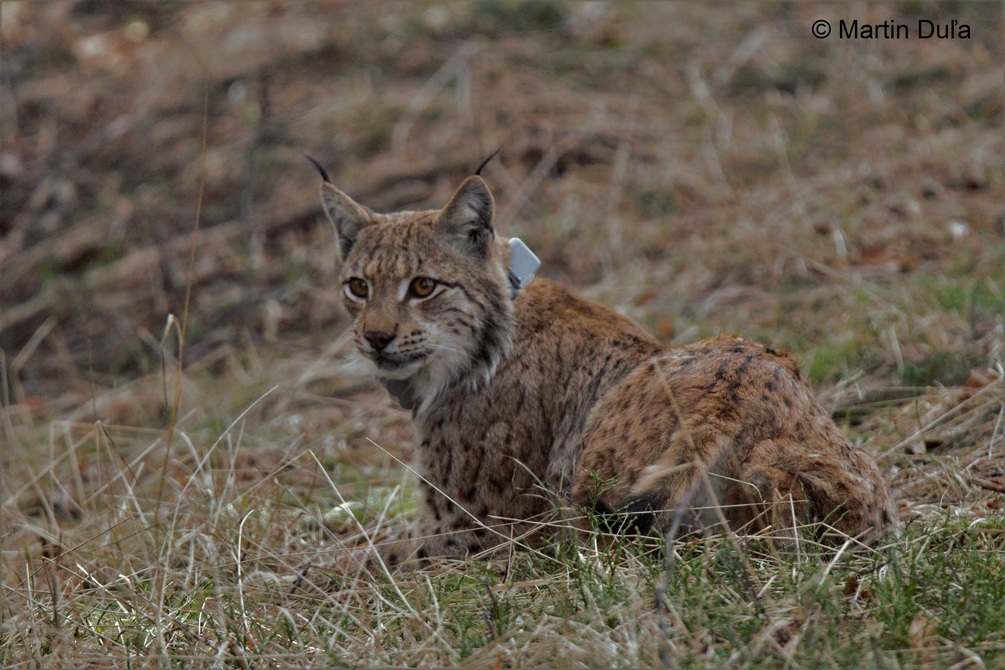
411 482 509 560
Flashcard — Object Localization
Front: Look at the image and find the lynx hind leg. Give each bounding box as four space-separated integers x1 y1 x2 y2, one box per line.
742 438 899 544
738 462 812 546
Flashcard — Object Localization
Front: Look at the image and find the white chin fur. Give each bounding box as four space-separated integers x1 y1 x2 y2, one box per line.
344 349 421 381
342 349 379 377
344 337 489 414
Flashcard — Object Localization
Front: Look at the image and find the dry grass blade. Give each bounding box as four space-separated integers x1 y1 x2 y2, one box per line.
151 88 208 529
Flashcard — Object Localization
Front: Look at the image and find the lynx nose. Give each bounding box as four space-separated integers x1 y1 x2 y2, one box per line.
364 329 395 351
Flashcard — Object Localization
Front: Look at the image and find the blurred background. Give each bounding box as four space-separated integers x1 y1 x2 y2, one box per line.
1 1 1002 487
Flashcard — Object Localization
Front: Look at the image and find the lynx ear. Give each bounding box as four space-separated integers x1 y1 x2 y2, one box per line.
435 176 495 259
321 182 375 260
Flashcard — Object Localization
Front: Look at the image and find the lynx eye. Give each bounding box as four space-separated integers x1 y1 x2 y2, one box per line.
345 277 369 299
408 277 438 299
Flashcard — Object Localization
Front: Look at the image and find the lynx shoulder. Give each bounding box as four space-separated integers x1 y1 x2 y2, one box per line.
317 170 900 561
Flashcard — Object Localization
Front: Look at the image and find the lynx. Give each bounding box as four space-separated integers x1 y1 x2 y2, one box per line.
315 165 900 561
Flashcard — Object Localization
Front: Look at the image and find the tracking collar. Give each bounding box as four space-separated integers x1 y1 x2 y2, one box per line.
507 237 540 297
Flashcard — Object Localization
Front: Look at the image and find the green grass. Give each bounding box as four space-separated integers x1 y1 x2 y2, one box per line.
4 391 1003 669
930 276 1005 314
2 311 1002 668
899 351 985 388
803 338 868 384
875 522 1005 654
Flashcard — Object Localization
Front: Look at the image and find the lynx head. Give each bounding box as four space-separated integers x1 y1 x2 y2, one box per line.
320 175 515 412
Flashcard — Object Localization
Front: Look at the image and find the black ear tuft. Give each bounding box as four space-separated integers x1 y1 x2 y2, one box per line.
474 146 502 176
306 154 331 183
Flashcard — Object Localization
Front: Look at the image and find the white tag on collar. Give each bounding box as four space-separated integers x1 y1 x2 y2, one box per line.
508 237 540 294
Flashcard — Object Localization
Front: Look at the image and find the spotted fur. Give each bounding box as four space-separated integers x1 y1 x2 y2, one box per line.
319 176 900 561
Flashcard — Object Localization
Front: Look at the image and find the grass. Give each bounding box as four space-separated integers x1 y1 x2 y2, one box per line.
3 364 1004 668
4 480 1004 669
